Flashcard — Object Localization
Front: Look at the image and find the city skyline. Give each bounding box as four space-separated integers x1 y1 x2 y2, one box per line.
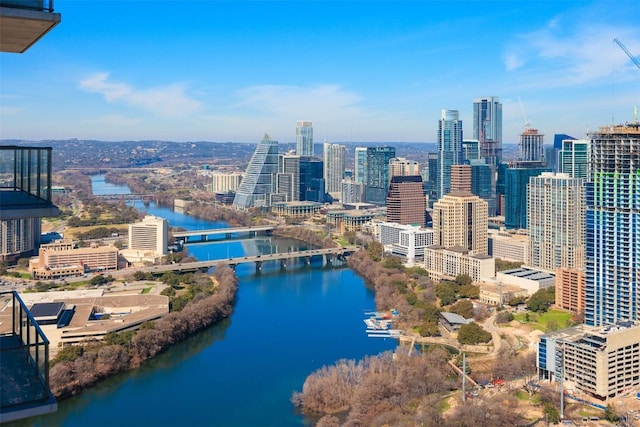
1 1 639 143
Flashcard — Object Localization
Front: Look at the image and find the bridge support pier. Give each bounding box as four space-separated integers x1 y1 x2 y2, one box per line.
303 256 310 265
229 264 237 270
255 261 263 271
280 259 288 268
325 254 334 265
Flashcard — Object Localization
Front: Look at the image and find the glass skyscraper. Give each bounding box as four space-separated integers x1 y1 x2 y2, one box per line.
585 123 640 326
436 109 463 201
365 146 396 205
558 139 589 179
504 163 550 229
354 147 367 184
295 120 313 157
233 134 279 210
323 142 346 202
472 96 502 168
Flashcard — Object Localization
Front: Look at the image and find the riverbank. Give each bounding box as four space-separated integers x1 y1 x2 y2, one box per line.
48 266 238 399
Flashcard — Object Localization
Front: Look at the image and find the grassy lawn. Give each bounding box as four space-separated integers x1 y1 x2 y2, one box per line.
513 309 573 332
142 287 152 294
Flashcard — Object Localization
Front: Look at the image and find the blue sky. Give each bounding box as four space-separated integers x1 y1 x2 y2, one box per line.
1 0 640 144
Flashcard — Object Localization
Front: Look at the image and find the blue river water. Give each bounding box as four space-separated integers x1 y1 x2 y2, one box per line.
12 176 397 427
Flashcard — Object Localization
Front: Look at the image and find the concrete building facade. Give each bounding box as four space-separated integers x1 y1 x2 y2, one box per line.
432 191 488 255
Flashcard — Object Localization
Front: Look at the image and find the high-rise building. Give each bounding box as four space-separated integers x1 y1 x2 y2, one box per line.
550 134 576 173
436 109 463 201
432 191 488 255
323 142 346 202
462 139 481 162
276 152 300 202
585 122 640 326
470 160 496 216
386 176 426 227
527 173 585 272
519 127 545 162
299 156 325 202
233 134 279 210
473 96 502 168
365 146 396 205
354 147 367 184
341 178 365 204
558 139 589 179
425 152 439 208
212 172 243 193
389 157 420 178
450 165 472 192
503 163 550 229
129 215 168 256
296 120 313 157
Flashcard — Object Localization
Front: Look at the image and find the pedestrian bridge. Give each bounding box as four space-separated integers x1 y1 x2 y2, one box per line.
173 226 275 243
127 246 359 274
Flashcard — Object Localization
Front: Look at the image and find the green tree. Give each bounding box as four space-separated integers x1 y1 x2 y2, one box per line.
527 287 555 313
457 323 492 345
604 404 618 422
436 284 457 306
366 241 383 262
458 283 480 299
418 320 440 337
543 403 560 424
450 299 474 319
455 274 473 286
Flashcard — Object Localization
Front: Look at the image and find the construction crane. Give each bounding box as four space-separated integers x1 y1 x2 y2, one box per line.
614 38 640 70
518 96 531 131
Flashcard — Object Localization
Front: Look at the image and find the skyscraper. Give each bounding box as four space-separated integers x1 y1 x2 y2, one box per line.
386 175 426 227
389 157 420 178
519 127 545 162
473 96 502 168
585 122 640 326
276 152 300 202
299 156 325 202
296 120 313 157
436 109 463 201
365 146 396 205
432 191 488 255
233 134 279 210
354 147 367 184
323 142 346 202
527 173 585 272
558 139 589 179
503 163 550 229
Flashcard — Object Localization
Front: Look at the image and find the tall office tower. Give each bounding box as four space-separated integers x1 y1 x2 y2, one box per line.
354 147 367 183
519 127 545 162
558 139 589 179
503 163 550 229
527 173 585 272
323 142 346 202
462 139 481 162
389 157 420 178
432 191 488 255
233 134 279 210
276 152 300 201
450 164 472 192
129 215 169 256
296 120 313 156
473 96 502 168
437 109 463 201
299 157 325 202
551 134 576 173
585 122 640 326
365 146 396 205
386 176 427 227
425 152 439 207
470 160 497 216
341 178 365 204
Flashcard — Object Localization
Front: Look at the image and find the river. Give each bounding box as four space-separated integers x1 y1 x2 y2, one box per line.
12 176 397 427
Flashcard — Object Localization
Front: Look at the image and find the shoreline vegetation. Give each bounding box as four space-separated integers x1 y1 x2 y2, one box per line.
48 265 238 399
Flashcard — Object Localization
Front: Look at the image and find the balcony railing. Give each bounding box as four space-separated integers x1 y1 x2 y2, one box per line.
0 146 53 205
0 0 55 13
1 290 51 397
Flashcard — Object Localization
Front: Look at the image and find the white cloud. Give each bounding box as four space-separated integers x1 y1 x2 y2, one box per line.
502 4 640 88
79 72 202 117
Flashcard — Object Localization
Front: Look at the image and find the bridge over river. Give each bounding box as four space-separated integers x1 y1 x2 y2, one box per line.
173 226 275 243
113 246 359 276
